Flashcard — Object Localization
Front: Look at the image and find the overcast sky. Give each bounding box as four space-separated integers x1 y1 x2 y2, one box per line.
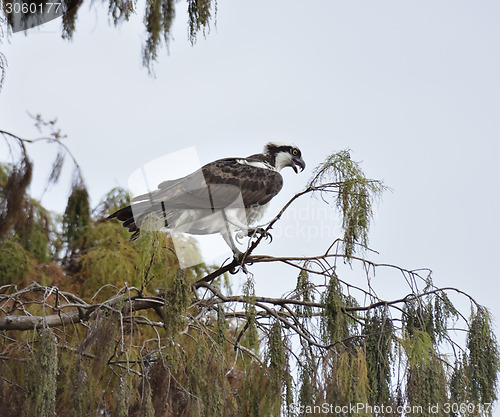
1 0 499 353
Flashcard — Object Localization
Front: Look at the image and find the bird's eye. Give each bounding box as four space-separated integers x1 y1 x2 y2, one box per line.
292 149 299 156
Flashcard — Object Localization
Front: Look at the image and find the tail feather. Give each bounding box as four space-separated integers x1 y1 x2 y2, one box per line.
107 205 141 238
107 205 133 221
108 202 167 240
123 217 136 228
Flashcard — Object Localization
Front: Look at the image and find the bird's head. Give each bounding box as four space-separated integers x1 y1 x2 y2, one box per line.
263 142 306 173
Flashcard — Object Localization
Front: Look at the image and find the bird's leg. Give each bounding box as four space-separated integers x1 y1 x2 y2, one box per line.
219 211 247 274
221 211 272 244
222 245 249 275
220 231 248 274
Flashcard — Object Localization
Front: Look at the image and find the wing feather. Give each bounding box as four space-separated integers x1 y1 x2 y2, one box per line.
133 158 283 209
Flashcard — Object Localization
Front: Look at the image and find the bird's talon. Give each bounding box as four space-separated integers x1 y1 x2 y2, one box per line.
251 227 272 243
235 231 245 244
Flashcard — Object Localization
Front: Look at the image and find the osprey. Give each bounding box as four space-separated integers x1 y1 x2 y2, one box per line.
109 142 305 257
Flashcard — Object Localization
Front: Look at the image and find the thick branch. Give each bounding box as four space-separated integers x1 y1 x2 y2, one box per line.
0 310 82 331
0 295 164 331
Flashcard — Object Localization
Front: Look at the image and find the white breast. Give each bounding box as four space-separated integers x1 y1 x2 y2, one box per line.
245 203 269 224
236 159 276 171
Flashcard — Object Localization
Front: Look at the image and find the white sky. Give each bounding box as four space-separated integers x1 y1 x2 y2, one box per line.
1 0 500 364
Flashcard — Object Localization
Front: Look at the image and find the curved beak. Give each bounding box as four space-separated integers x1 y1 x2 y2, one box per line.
291 157 306 174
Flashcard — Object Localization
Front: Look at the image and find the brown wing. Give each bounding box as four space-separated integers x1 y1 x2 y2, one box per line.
133 158 283 210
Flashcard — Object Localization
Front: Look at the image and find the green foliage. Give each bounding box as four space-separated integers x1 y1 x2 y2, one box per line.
109 0 135 24
142 0 166 68
70 360 86 417
403 297 435 341
336 347 370 407
321 274 350 344
298 343 317 410
1 161 58 263
397 329 448 416
0 162 10 186
164 268 191 336
216 302 227 346
93 187 130 219
187 0 215 42
294 266 315 318
314 346 371 415
308 150 386 258
189 337 225 416
237 362 278 417
399 329 434 366
27 329 58 417
466 307 500 407
266 320 291 415
79 234 138 296
16 0 217 71
0 239 35 285
434 291 459 342
141 379 155 417
90 312 121 374
63 185 90 252
402 292 460 350
16 199 55 263
78 220 186 297
268 320 286 382
243 275 258 349
363 308 393 404
0 157 33 240
114 376 130 417
134 225 175 290
147 332 244 417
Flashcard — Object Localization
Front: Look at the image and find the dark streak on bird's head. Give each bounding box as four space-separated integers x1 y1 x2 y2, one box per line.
263 142 306 173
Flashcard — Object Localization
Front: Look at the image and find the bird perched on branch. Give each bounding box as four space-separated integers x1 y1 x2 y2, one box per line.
108 142 305 259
